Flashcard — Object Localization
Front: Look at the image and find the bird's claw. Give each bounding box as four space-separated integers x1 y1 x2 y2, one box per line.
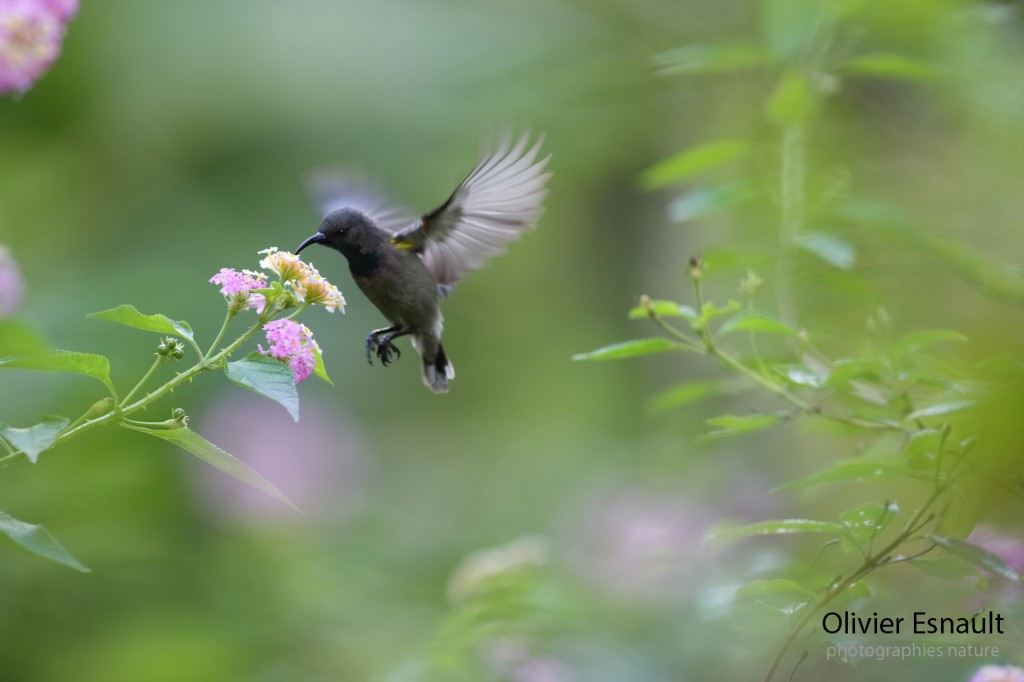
376 337 401 366
366 333 401 366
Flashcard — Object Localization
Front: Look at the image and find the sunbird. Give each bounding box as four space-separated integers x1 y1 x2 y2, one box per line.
296 133 551 393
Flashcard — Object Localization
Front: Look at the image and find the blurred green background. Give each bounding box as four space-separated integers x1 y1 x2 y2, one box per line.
2 0 1024 680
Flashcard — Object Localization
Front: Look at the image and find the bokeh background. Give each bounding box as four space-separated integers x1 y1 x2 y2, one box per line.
2 0 1024 680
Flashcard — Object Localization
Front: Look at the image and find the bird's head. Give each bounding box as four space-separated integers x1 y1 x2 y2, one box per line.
296 208 375 255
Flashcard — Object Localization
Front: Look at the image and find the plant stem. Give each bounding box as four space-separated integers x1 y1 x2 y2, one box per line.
203 309 236 360
775 123 806 323
52 322 263 447
118 356 163 409
761 488 943 682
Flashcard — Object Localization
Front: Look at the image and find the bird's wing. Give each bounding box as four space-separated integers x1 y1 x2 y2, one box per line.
307 168 417 234
391 133 551 287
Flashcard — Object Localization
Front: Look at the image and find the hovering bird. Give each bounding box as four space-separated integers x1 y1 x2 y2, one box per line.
295 133 551 393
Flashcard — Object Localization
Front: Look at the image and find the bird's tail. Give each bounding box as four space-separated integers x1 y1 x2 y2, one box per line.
415 338 455 394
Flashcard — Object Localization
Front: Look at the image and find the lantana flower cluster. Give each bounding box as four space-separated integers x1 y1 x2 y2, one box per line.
0 0 78 95
209 248 343 385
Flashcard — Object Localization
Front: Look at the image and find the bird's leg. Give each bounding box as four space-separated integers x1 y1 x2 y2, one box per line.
367 326 402 365
376 328 414 367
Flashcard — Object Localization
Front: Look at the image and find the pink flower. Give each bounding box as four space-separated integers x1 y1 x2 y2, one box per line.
261 319 319 384
0 0 73 95
209 267 266 312
0 244 24 319
970 665 1024 682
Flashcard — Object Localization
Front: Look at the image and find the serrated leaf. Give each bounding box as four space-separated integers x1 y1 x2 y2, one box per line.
796 232 856 270
0 510 89 572
124 425 297 510
718 311 798 337
929 535 1021 582
906 400 975 421
892 329 967 361
668 182 758 223
701 413 779 440
652 42 769 75
735 579 812 598
773 458 911 491
0 416 69 464
225 352 299 421
572 338 692 362
766 70 815 125
88 304 194 342
712 518 843 540
628 300 698 321
843 53 937 80
641 139 750 189
0 351 114 393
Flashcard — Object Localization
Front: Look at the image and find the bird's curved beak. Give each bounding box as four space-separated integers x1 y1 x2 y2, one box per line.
295 232 326 255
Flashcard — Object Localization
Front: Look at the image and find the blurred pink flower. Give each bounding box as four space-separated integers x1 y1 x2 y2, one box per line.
566 488 712 600
0 0 75 95
261 319 318 384
191 395 367 522
0 244 24 318
482 638 572 682
969 665 1024 682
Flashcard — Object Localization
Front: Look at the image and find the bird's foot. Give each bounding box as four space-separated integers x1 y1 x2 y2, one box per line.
366 334 378 365
376 336 401 366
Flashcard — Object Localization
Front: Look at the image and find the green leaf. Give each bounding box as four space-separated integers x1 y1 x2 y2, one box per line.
771 364 825 388
698 300 743 327
718 311 798 338
796 232 856 270
225 352 300 421
88 304 195 343
929 535 1021 582
702 413 779 440
712 518 843 540
652 42 769 75
773 458 911 491
312 345 332 385
735 579 812 598
906 400 975 422
0 320 48 356
0 351 114 393
628 300 698 321
0 510 89 572
826 359 885 387
668 182 758 223
0 416 69 464
641 139 750 189
840 502 898 551
648 379 748 412
908 558 978 579
842 53 937 80
892 329 967 361
124 425 297 510
766 70 815 125
572 338 693 362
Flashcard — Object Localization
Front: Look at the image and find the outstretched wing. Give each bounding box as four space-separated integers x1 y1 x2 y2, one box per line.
307 168 416 234
392 133 551 287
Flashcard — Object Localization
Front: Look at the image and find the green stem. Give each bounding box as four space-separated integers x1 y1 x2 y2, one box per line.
52 322 264 447
762 488 944 682
204 309 237 360
119 356 164 409
775 123 806 323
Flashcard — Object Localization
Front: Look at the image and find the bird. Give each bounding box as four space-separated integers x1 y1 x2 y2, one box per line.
295 133 551 393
